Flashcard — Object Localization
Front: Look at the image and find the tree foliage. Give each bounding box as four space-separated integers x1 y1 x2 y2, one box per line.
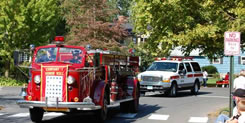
0 0 60 77
117 0 132 17
131 0 245 58
62 0 128 50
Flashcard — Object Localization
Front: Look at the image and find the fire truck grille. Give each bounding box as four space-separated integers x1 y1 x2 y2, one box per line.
142 76 161 82
45 76 63 102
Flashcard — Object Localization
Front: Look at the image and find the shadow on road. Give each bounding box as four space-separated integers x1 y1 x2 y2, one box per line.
41 104 162 123
144 90 212 98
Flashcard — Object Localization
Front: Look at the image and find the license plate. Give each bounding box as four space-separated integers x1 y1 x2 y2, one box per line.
147 86 153 90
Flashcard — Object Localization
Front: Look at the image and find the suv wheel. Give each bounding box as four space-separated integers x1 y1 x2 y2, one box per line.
169 83 177 97
191 82 199 95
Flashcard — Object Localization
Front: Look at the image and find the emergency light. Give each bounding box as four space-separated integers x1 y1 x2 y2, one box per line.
53 36 64 45
55 36 64 41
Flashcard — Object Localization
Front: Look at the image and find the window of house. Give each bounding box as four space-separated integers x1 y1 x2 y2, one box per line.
241 56 245 65
212 58 222 64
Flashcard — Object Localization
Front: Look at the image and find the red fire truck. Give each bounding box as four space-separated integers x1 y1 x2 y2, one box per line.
16 36 140 122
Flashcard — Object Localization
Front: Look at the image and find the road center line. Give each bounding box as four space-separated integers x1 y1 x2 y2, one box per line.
148 114 169 120
44 112 64 117
197 95 229 99
188 117 208 123
0 113 6 116
8 113 29 117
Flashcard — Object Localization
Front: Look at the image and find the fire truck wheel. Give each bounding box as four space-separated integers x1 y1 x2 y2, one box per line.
120 101 130 113
29 107 44 123
169 83 177 97
191 82 199 95
96 93 108 122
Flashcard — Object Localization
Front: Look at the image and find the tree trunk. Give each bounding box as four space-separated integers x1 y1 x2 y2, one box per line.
4 60 10 78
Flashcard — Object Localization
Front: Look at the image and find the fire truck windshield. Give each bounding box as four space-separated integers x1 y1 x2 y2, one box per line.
146 62 178 72
36 48 57 63
35 47 83 64
58 48 83 64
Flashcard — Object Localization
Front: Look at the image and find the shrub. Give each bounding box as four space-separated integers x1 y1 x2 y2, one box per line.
202 65 218 74
0 77 26 86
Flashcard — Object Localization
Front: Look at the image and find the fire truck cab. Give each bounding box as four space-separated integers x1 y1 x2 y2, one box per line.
16 36 140 122
138 57 203 97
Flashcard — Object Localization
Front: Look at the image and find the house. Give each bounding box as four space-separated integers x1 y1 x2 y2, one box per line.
170 46 245 74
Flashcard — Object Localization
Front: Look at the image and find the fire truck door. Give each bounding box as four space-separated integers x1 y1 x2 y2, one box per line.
178 63 187 87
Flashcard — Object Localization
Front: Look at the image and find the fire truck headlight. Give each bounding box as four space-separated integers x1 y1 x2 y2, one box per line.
34 75 41 84
67 76 75 85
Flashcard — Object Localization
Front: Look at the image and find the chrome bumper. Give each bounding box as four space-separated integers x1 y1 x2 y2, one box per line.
16 100 101 111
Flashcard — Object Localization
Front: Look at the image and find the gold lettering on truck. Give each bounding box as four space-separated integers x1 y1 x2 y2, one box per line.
46 68 59 71
56 72 63 75
45 72 55 75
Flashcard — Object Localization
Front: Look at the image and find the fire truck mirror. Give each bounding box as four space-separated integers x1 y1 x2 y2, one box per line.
13 50 30 66
13 51 19 66
93 53 100 67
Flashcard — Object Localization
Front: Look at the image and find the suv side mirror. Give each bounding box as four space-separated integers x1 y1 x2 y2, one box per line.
178 69 186 75
182 69 186 74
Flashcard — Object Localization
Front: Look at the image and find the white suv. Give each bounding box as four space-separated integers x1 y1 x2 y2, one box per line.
138 58 203 96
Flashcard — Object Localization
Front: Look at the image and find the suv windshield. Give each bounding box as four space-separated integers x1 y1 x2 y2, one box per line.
35 47 83 64
146 62 178 72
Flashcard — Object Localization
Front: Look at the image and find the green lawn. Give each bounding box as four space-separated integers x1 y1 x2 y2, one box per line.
207 77 220 84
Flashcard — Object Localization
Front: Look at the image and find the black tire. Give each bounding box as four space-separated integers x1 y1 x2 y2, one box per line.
29 107 44 123
120 101 130 113
191 82 199 95
129 87 139 113
169 83 177 97
95 93 108 122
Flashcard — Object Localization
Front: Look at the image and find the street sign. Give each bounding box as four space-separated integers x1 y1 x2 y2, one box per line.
224 32 241 56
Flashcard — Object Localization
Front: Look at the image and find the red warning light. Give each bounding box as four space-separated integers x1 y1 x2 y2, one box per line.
55 36 64 42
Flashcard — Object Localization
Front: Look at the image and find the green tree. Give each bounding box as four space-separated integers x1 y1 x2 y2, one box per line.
130 0 245 58
0 0 60 77
117 0 132 17
106 0 132 17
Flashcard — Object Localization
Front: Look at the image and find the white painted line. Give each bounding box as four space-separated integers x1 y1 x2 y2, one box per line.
197 95 228 99
115 113 137 118
188 117 208 123
44 112 64 117
0 113 6 116
148 114 169 121
8 113 29 117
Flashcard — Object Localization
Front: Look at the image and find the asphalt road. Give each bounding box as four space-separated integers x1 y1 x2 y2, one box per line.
0 87 229 123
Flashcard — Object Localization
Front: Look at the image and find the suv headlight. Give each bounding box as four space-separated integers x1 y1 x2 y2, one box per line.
67 76 75 84
137 75 142 82
34 75 41 84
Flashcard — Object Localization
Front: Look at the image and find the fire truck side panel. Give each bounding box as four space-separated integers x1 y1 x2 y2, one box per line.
126 77 139 99
92 80 107 105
